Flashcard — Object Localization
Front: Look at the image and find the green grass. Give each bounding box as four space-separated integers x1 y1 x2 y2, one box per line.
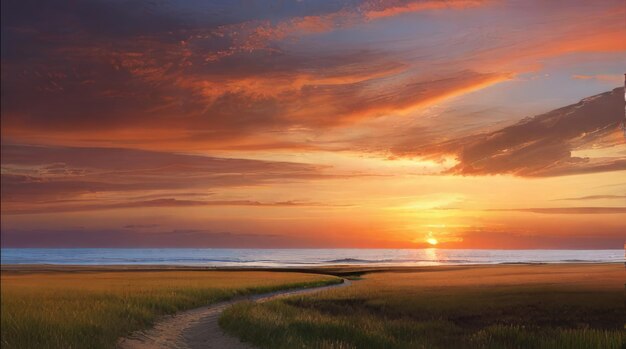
0 270 340 349
220 265 626 349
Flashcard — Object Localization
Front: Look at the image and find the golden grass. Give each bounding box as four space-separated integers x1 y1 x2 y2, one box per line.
1 270 339 349
221 264 626 349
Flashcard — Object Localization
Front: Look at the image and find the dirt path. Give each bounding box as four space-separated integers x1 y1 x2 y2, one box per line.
117 279 351 349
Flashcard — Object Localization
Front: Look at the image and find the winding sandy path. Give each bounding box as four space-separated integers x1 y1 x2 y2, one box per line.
117 279 351 349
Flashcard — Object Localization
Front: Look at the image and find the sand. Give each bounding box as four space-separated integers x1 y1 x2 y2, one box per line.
116 279 351 349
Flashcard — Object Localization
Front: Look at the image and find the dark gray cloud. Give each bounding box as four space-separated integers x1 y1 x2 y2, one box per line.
395 88 626 177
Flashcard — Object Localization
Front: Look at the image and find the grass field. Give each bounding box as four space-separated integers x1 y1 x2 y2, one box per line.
220 264 626 349
0 269 339 349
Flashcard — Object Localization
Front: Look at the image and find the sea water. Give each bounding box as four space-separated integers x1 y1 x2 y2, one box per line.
1 248 622 266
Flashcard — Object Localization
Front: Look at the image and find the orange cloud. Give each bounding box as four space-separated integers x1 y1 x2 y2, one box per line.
1 0 623 155
285 71 512 126
363 0 490 19
488 207 626 214
572 74 623 84
466 7 626 73
2 198 342 215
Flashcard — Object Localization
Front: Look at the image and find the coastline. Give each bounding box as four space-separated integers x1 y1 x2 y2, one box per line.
3 248 621 269
2 261 622 276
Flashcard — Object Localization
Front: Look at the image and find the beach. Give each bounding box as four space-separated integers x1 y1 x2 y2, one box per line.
1 263 623 349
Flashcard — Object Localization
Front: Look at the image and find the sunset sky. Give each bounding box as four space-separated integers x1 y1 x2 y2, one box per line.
1 0 625 249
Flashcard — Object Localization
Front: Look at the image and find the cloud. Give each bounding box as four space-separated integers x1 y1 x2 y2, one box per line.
1 36 509 150
362 0 489 19
2 0 622 152
395 88 626 177
441 228 625 249
556 195 626 201
3 198 341 215
123 224 161 229
0 228 289 248
572 74 623 84
0 144 342 213
207 0 492 61
488 207 626 214
4 223 624 249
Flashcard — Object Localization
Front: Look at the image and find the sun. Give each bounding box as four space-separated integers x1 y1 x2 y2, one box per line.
427 238 438 246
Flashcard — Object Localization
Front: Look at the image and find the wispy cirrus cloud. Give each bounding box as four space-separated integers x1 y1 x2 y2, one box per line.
487 207 626 214
1 144 346 214
0 228 289 248
3 198 345 215
442 228 626 249
206 0 493 61
572 74 623 84
556 194 626 201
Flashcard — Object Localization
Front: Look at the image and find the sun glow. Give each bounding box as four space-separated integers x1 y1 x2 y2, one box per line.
427 238 439 246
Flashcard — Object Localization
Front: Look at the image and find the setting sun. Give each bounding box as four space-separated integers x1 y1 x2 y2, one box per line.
427 238 439 246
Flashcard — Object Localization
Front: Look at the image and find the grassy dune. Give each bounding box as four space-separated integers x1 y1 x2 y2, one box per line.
220 264 626 349
0 269 339 349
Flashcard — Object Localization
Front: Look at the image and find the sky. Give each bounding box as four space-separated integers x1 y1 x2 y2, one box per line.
1 0 625 249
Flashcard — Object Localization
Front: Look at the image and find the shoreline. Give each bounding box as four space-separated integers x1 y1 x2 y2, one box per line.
2 262 622 276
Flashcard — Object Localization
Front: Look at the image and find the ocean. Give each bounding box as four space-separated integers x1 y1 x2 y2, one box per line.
1 248 622 267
